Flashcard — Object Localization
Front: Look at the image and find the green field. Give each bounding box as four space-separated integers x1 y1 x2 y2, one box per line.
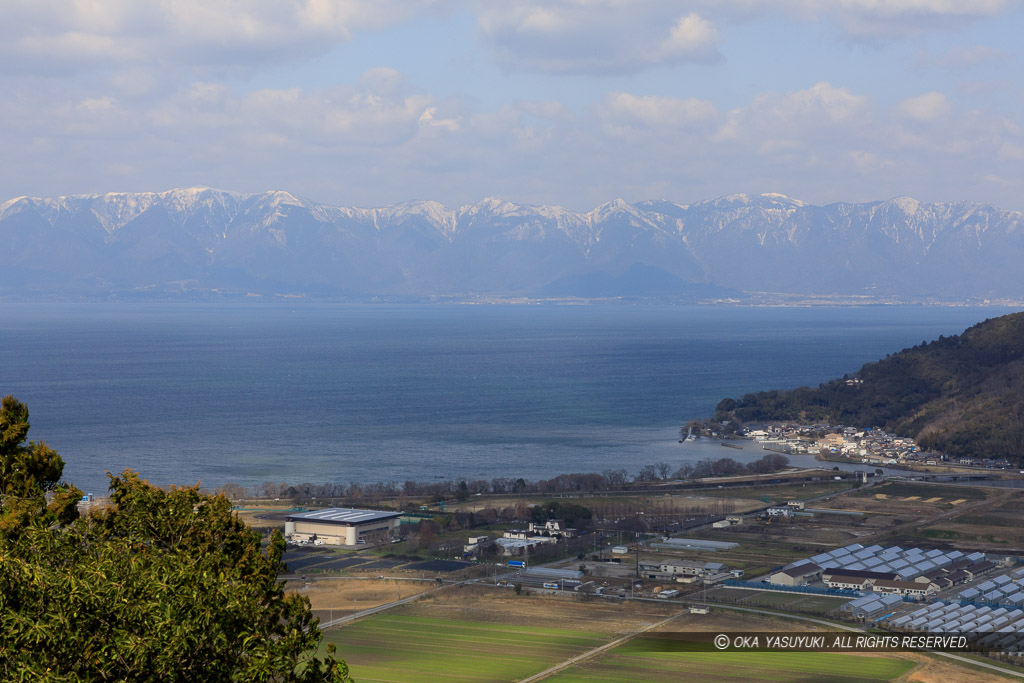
321 613 608 682
546 649 917 682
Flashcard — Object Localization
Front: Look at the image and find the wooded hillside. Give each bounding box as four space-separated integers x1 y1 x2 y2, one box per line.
712 311 1024 462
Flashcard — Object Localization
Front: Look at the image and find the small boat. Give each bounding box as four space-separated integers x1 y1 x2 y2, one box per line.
679 426 696 443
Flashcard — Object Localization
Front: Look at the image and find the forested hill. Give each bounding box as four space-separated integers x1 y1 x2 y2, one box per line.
712 311 1024 463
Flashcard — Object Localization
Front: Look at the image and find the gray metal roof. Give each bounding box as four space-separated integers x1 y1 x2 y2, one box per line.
285 507 402 524
522 567 584 579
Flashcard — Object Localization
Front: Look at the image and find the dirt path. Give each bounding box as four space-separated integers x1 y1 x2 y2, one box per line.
518 608 691 683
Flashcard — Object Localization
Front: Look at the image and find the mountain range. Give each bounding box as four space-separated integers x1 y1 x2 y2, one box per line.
2 188 1023 301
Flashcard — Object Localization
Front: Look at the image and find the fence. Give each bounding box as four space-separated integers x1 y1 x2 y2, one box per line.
722 579 863 598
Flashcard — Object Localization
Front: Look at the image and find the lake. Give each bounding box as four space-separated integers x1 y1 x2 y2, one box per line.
1 302 1015 494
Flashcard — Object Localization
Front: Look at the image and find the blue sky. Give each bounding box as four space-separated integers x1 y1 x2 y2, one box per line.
2 1 1023 211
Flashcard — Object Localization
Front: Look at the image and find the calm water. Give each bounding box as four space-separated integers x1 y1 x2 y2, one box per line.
0 303 1015 494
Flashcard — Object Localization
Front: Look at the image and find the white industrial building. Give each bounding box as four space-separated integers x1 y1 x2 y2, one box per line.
285 507 402 546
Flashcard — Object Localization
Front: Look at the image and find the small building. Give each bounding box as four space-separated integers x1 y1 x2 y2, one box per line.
766 506 793 518
872 579 938 598
463 536 493 556
285 507 402 546
770 562 821 587
842 593 903 620
821 568 897 584
528 519 578 538
660 560 728 578
495 537 554 556
825 574 873 591
964 561 996 580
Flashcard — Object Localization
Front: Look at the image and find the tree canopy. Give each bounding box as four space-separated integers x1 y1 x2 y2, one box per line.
0 395 352 681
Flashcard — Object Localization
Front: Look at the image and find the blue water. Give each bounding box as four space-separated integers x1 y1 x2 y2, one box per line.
0 303 1016 494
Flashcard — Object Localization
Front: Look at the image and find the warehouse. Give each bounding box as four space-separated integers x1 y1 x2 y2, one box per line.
770 562 821 586
842 593 903 620
285 507 402 546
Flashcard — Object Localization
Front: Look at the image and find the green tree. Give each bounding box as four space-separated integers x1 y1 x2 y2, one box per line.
0 395 351 682
0 395 81 534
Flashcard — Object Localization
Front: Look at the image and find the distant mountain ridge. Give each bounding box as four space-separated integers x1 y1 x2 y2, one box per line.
2 188 1023 300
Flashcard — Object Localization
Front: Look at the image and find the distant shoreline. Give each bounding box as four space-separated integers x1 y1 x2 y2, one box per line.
2 295 1022 307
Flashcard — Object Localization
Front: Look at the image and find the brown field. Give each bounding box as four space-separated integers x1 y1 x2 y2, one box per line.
901 654 1020 683
397 584 684 634
232 504 298 531
292 578 433 621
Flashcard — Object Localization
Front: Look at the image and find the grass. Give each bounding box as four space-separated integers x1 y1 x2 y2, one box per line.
321 613 608 682
953 513 1019 527
920 529 962 539
546 649 916 682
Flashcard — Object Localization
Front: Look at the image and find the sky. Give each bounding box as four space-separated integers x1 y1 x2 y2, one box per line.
2 0 1023 211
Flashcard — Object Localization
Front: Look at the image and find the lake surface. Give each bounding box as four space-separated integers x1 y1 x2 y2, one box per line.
1 303 1016 494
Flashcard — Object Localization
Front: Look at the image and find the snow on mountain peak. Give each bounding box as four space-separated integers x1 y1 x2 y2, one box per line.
890 196 921 215
760 192 806 206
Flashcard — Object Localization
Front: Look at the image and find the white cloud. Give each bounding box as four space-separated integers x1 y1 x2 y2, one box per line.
76 96 116 113
742 82 871 132
474 1 721 74
898 92 951 122
997 142 1024 160
0 0 436 75
600 92 719 128
659 13 720 60
916 45 1010 69
783 0 1019 37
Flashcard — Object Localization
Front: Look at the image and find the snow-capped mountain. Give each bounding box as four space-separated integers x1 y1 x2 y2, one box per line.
1 188 1022 300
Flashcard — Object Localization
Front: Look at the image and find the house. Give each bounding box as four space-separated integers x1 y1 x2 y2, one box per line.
964 561 996 580
872 579 938 597
824 574 873 591
527 519 578 538
659 560 727 578
463 536 493 556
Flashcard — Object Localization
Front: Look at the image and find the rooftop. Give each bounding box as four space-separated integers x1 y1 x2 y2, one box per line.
285 507 402 524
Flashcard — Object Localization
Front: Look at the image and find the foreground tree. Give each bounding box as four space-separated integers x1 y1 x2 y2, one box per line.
0 395 81 533
0 395 351 681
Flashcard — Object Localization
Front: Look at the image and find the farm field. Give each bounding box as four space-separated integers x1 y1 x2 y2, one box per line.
320 586 682 682
318 587 1020 681
546 648 917 683
324 613 607 682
